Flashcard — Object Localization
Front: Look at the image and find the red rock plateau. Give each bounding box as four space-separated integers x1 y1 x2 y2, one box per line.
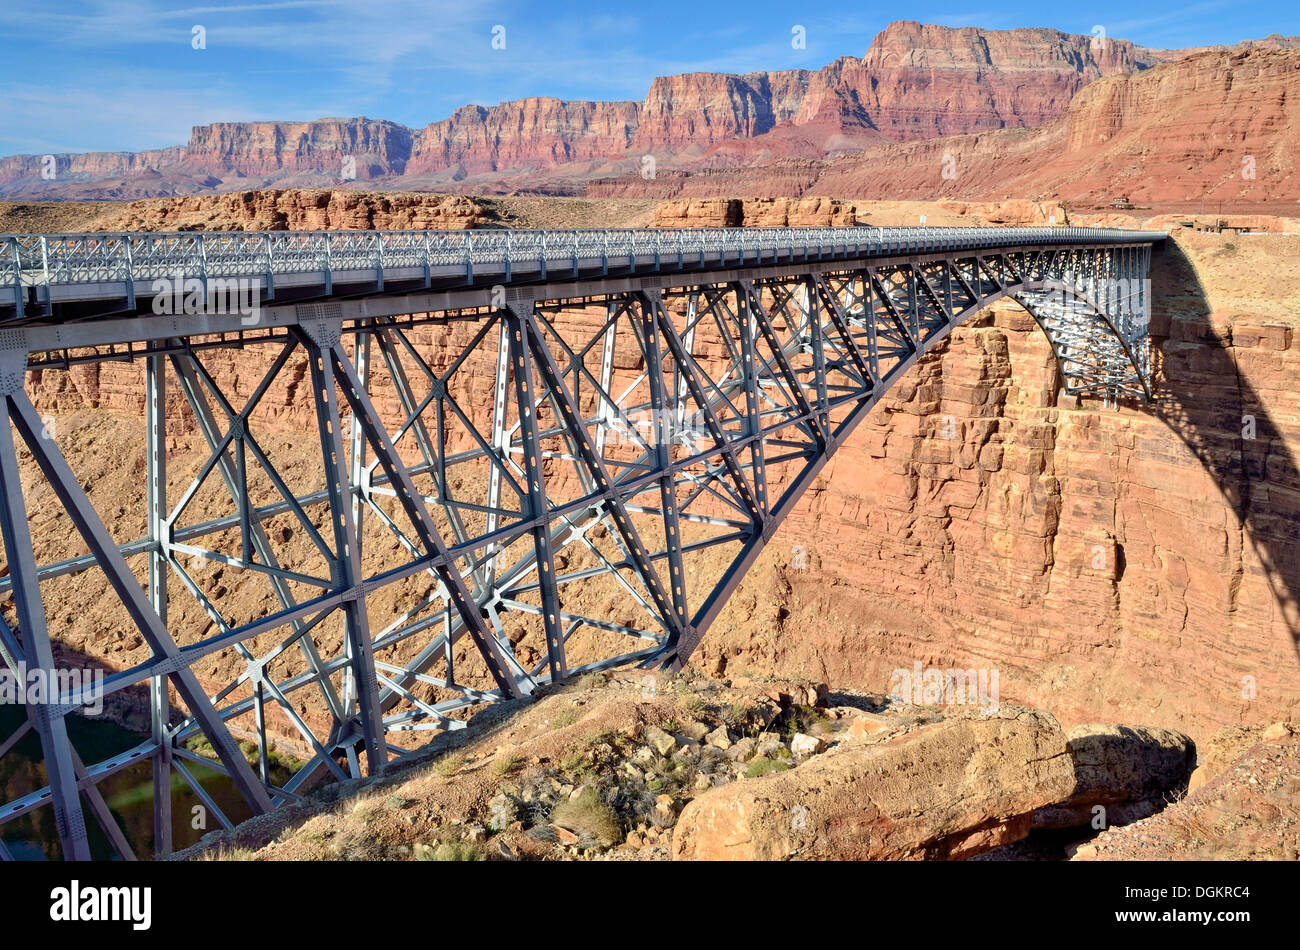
592 45 1300 212
4 21 1273 202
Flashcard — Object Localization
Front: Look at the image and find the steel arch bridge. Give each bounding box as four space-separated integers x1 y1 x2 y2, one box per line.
0 224 1163 860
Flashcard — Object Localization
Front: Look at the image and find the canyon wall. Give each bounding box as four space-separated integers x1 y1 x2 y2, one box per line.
591 46 1300 210
185 118 413 179
408 99 641 176
702 232 1300 742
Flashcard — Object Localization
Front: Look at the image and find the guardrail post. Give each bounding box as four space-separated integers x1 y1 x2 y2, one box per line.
323 233 333 294
124 237 136 310
264 233 276 300
11 236 24 320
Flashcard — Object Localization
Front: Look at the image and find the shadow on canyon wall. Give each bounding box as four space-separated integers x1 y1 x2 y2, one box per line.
1146 238 1300 664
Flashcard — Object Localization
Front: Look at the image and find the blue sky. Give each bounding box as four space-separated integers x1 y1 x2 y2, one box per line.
0 0 1295 156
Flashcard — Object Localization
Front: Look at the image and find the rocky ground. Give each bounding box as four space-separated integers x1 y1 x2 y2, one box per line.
171 672 1294 862
1072 724 1299 861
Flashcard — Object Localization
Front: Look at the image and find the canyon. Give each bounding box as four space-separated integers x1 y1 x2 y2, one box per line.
5 194 1297 757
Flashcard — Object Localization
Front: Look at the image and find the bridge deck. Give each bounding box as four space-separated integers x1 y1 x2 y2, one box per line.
0 225 1166 324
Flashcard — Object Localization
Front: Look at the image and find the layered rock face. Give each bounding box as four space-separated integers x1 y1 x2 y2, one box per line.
0 147 185 183
844 21 1166 142
594 47 1300 208
408 99 640 176
185 118 413 179
631 70 811 152
701 231 1300 742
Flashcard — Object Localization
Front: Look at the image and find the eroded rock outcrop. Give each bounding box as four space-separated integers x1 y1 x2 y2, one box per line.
648 196 854 228
37 189 490 232
1033 724 1195 829
672 705 1074 860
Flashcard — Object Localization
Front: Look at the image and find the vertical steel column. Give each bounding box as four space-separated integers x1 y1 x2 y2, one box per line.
735 282 769 518
0 361 91 859
636 290 690 634
593 303 619 460
803 278 830 436
484 317 512 591
350 328 372 559
145 348 172 856
503 301 567 679
298 321 388 774
907 265 920 343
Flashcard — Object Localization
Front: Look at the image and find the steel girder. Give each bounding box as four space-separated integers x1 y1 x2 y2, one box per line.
0 243 1154 859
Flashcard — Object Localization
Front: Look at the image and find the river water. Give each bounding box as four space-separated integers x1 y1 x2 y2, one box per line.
0 704 259 860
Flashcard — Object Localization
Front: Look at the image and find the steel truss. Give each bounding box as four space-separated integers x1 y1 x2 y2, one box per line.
0 240 1157 860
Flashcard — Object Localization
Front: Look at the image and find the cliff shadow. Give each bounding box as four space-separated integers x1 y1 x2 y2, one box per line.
1144 237 1300 665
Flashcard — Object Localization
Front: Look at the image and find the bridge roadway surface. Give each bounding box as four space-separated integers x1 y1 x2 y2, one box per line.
0 224 1165 328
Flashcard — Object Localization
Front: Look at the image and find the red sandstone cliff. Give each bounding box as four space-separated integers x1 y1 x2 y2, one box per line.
591 46 1300 209
184 117 412 179
407 98 640 176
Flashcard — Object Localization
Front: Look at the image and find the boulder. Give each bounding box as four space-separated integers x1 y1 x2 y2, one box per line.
705 726 733 751
643 725 676 757
727 737 758 762
846 714 892 740
790 733 826 758
1033 723 1195 830
673 705 1073 860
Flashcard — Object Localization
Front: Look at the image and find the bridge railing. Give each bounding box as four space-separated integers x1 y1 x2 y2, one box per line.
0 225 1166 304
